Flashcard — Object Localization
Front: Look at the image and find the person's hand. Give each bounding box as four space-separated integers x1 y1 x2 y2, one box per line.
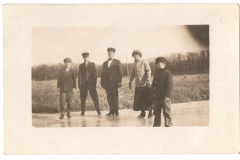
117 83 122 88
72 88 76 93
146 80 151 88
129 83 132 89
57 88 60 93
165 96 170 101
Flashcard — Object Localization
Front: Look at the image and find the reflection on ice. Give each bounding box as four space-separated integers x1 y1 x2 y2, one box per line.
32 101 209 128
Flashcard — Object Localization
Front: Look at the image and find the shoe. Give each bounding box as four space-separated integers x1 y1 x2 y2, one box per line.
67 111 71 119
59 113 64 120
165 118 172 127
137 111 145 119
81 112 85 116
106 112 114 116
137 115 145 119
148 110 153 119
114 111 119 117
97 110 102 115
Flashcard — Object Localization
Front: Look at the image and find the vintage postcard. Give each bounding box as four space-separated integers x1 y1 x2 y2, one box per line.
3 4 239 154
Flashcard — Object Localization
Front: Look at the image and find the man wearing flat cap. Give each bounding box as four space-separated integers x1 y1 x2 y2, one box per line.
78 52 101 116
101 47 123 117
151 57 173 127
57 58 77 120
129 49 153 119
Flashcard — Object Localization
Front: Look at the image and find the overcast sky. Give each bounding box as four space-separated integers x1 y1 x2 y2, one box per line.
32 25 209 65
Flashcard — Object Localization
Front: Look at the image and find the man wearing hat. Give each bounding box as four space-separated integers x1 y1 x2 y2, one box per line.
57 58 77 120
101 47 123 117
129 49 153 119
78 52 101 116
151 57 173 127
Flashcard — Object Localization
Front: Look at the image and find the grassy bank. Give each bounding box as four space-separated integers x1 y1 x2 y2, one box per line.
32 74 209 113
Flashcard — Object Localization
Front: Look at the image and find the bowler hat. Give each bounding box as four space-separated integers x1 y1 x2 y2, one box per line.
82 52 89 57
63 58 72 63
132 49 142 57
107 47 116 52
155 57 168 64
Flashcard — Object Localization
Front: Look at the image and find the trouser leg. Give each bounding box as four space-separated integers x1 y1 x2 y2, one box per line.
111 86 119 114
163 99 172 127
89 85 100 112
66 91 73 112
80 86 88 114
60 92 67 113
106 89 114 114
153 100 161 127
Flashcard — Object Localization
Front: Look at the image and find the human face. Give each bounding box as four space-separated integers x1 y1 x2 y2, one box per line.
133 54 141 61
83 56 89 62
156 62 166 69
108 51 115 58
64 61 72 68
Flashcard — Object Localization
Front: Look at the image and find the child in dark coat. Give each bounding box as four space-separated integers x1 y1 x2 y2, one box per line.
57 58 77 120
151 57 173 127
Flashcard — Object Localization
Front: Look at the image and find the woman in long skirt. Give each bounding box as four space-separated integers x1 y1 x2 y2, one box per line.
129 50 153 119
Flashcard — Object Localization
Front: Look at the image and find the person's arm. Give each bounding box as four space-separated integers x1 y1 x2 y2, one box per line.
72 69 77 92
92 63 97 84
78 65 82 89
129 65 135 89
57 69 61 92
165 71 173 99
100 62 105 88
144 60 152 87
129 65 135 83
117 60 123 87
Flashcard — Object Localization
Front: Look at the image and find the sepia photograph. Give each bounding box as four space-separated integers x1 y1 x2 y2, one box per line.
32 25 209 127
3 4 239 154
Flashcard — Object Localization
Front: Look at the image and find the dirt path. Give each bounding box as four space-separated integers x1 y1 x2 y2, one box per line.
32 101 209 127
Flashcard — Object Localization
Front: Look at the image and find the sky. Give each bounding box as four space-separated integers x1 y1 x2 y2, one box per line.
32 25 209 65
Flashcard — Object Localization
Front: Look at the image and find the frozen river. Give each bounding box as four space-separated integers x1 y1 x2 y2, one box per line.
32 101 209 127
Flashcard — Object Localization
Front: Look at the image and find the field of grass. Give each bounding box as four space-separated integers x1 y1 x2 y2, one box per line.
32 74 209 113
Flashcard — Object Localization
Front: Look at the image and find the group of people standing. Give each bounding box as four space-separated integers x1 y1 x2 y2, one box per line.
57 47 173 127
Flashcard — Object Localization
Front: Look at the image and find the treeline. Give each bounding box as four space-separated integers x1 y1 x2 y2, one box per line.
32 50 209 81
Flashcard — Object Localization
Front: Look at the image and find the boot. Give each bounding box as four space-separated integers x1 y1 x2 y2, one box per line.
67 104 71 119
97 109 101 115
148 110 153 119
165 118 172 127
106 111 114 116
59 111 64 120
81 105 85 116
81 111 85 116
67 111 71 119
114 111 119 117
137 111 145 119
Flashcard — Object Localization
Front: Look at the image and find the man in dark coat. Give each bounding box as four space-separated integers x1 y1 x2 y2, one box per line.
151 57 173 127
101 47 123 117
78 52 101 116
57 58 77 120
